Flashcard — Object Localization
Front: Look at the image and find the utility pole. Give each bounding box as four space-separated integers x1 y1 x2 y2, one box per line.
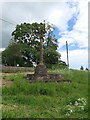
66 41 69 68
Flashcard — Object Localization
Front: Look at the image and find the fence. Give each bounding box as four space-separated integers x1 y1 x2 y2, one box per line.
2 66 34 73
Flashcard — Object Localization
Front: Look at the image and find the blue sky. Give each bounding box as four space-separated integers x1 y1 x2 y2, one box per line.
0 0 88 69
49 1 88 69
52 9 87 51
54 19 87 51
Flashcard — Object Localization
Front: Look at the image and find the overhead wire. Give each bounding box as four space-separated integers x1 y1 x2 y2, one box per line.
0 18 16 25
0 17 66 45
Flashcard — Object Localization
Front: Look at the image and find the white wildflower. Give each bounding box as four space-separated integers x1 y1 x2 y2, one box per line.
70 102 72 105
66 112 70 116
66 98 87 116
70 109 73 113
79 106 84 111
78 98 81 101
75 101 78 106
77 98 87 106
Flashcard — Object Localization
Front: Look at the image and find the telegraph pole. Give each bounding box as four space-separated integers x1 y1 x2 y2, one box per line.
66 41 69 68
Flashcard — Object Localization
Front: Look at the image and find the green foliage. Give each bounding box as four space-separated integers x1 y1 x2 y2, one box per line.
12 22 46 43
2 69 88 118
46 60 68 69
2 43 34 67
44 47 60 65
11 22 46 66
2 22 66 67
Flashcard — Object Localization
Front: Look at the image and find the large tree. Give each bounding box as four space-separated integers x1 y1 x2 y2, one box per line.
2 21 67 68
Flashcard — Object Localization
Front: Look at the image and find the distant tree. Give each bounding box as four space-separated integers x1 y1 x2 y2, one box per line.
80 66 84 70
2 43 33 67
85 67 89 71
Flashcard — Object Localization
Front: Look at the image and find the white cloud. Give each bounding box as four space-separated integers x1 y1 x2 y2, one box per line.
60 49 88 69
48 2 77 31
2 1 88 48
0 0 79 2
58 29 88 49
2 2 76 47
0 48 5 52
58 0 88 49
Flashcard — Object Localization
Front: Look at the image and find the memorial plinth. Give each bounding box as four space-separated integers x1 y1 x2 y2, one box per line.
35 65 47 75
27 70 71 82
26 30 71 83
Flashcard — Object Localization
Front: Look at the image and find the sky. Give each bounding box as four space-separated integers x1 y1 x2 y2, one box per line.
0 0 89 69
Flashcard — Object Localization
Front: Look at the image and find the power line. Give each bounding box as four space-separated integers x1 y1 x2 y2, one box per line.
0 18 16 25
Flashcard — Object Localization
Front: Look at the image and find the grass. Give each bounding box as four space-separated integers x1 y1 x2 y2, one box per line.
2 69 88 118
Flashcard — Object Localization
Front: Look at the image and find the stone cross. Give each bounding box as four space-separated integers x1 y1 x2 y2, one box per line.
34 30 47 75
39 31 44 65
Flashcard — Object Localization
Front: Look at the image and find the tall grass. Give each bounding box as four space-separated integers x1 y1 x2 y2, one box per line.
2 69 88 118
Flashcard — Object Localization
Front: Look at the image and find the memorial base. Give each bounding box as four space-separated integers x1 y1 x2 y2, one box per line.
26 65 71 82
35 64 47 75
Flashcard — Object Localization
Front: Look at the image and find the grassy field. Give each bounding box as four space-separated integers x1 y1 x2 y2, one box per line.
2 69 88 118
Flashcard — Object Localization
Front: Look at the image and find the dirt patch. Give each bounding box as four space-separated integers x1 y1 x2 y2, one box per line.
0 78 13 87
0 79 2 87
0 72 34 87
0 72 34 76
2 79 13 87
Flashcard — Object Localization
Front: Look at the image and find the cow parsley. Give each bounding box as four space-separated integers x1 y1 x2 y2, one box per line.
66 98 87 116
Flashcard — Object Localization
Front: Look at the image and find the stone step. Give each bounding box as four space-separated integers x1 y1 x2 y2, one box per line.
28 79 71 83
26 74 71 83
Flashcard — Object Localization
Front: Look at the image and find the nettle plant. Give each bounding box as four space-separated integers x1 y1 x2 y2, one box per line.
65 98 87 116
